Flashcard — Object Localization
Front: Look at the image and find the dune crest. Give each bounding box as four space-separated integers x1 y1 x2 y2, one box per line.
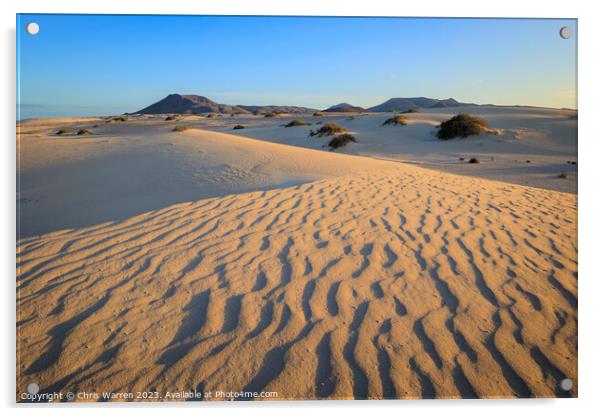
17 163 577 400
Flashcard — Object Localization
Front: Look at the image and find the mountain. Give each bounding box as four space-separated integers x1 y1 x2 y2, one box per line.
367 97 475 112
135 94 478 115
238 105 318 114
323 103 365 113
135 94 251 114
135 94 317 115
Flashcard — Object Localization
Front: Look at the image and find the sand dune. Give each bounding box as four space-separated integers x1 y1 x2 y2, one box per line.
206 106 578 193
17 160 577 400
17 121 397 237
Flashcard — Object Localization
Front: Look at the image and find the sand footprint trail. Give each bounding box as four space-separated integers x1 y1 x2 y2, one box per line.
16 164 577 400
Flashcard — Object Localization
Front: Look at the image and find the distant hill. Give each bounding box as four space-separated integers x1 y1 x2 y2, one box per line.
323 103 365 113
135 94 249 114
367 97 476 112
135 94 316 115
136 94 480 115
238 105 318 114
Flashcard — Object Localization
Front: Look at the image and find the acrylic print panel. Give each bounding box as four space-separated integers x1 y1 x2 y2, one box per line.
16 14 577 402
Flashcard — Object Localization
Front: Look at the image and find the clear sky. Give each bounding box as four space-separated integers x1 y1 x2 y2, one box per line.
17 14 577 119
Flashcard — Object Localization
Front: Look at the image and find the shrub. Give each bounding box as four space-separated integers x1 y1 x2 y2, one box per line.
309 123 347 137
382 115 408 126
401 108 419 114
55 129 69 135
206 113 219 118
264 112 282 118
313 112 324 117
113 115 128 122
327 133 356 149
233 124 245 130
284 119 309 127
559 172 568 179
77 129 92 135
172 125 189 132
346 116 354 121
437 113 490 140
468 157 479 164
165 115 178 121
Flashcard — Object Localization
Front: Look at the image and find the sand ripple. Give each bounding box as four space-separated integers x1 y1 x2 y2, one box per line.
17 165 577 400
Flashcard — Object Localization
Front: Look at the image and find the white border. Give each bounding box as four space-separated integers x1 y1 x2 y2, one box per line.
2 1 601 415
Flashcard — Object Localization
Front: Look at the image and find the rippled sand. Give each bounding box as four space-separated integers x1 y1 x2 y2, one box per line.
17 160 577 400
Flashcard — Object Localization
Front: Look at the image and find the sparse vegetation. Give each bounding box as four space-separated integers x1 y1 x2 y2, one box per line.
284 119 309 128
113 115 128 122
165 115 178 121
327 133 356 150
55 129 69 135
77 129 92 135
206 113 219 118
172 125 189 132
459 157 465 161
559 172 568 179
401 108 419 114
437 113 490 140
313 112 324 117
233 124 245 130
264 112 282 118
468 157 479 164
309 123 347 137
382 115 408 126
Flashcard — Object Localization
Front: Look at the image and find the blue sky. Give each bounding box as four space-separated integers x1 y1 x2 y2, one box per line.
17 14 577 118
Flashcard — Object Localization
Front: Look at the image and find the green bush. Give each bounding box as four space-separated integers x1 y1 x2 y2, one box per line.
468 157 479 164
327 133 356 149
284 119 309 127
309 123 347 137
233 124 245 130
437 113 489 140
382 115 408 126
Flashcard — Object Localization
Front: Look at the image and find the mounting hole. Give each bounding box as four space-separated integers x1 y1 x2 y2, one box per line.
560 378 573 391
559 26 571 39
26 22 40 36
27 383 39 395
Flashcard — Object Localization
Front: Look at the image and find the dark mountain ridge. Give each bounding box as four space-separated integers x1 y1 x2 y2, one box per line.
134 94 478 115
135 94 317 115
